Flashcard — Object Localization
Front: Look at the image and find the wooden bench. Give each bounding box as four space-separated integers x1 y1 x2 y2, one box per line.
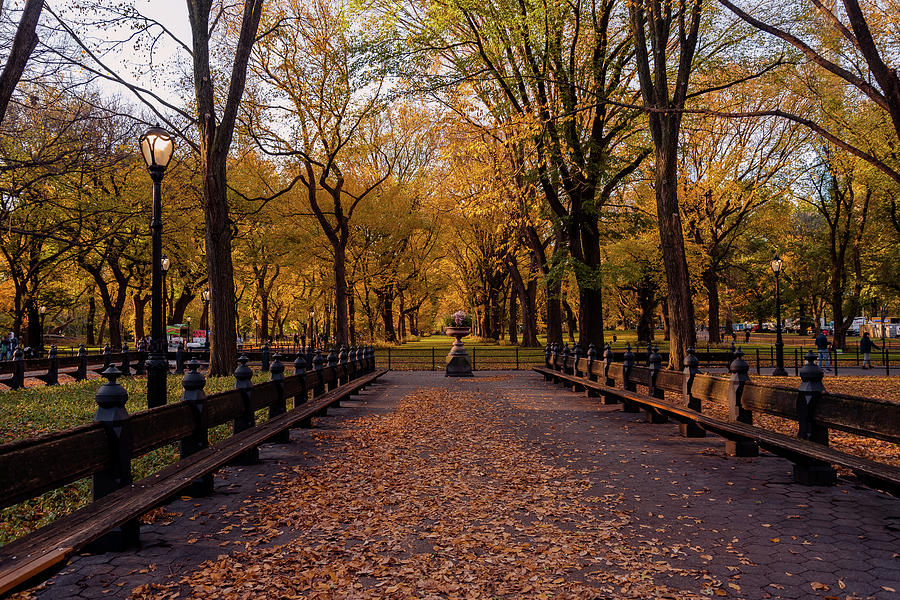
0 351 385 597
533 351 900 498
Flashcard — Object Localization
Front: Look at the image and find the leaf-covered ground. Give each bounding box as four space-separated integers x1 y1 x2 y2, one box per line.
130 385 716 599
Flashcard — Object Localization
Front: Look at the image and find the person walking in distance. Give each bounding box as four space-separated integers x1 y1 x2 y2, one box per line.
859 331 880 369
816 329 831 371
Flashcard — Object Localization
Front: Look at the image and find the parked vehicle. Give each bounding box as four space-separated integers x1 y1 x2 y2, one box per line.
847 317 866 335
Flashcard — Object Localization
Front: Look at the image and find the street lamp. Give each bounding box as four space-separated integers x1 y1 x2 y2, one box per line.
38 305 47 354
140 125 174 408
161 254 171 325
771 255 787 376
201 288 210 348
186 315 192 345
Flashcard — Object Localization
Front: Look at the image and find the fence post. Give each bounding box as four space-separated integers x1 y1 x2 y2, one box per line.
175 342 184 374
388 347 391 371
349 346 358 381
432 347 436 371
294 351 313 428
622 344 639 412
91 366 139 549
339 346 349 385
10 347 24 390
268 352 290 443
794 348 799 376
680 348 706 438
755 348 760 375
560 344 571 388
795 351 836 485
231 355 259 465
313 350 326 397
120 343 131 377
75 343 87 381
602 343 617 405
261 341 270 372
472 345 476 371
645 346 667 423
45 345 59 386
516 346 519 371
726 348 758 457
180 359 213 496
586 343 598 397
572 344 584 392
134 339 146 376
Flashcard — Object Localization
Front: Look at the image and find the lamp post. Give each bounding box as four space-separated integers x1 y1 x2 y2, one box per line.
140 125 174 408
201 288 210 349
771 255 787 376
186 315 192 346
38 305 47 354
161 255 171 325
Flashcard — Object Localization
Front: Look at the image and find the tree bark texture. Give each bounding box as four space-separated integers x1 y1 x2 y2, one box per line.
188 0 263 375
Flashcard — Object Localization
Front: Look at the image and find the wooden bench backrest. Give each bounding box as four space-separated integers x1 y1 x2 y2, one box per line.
549 356 900 445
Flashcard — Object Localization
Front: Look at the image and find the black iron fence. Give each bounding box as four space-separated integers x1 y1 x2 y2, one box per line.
374 344 899 374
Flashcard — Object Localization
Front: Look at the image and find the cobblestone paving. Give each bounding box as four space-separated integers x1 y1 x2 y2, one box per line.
22 371 900 599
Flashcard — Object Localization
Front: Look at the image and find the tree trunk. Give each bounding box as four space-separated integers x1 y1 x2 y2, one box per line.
703 267 721 344
398 294 407 340
97 312 107 345
490 288 502 340
562 299 577 344
546 277 563 345
204 155 239 375
171 288 195 327
86 293 96 345
133 293 149 341
0 0 45 127
656 136 696 367
26 300 39 349
348 284 356 344
636 283 655 344
378 288 396 343
662 301 671 342
333 244 351 346
189 0 263 376
578 286 604 349
508 287 519 345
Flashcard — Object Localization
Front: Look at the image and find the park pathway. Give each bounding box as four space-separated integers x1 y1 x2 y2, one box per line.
22 372 900 599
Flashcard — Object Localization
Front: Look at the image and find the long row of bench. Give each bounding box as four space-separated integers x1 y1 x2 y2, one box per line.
0 349 385 597
534 344 900 496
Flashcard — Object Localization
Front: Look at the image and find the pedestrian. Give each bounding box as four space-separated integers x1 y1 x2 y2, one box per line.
9 333 17 360
293 332 299 349
815 329 831 371
859 331 880 369
0 337 8 362
744 329 751 343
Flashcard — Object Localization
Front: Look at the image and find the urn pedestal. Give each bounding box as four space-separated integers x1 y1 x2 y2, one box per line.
445 327 473 377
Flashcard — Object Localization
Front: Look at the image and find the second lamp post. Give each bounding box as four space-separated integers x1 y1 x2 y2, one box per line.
140 125 174 408
771 255 788 376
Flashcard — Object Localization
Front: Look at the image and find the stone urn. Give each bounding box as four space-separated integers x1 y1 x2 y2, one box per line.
445 327 473 377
